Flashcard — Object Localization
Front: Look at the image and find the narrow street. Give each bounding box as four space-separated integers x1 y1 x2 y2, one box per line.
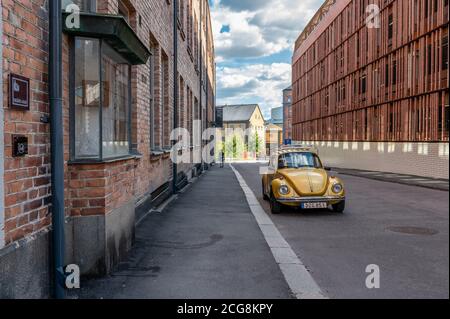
76 164 449 299
233 163 449 299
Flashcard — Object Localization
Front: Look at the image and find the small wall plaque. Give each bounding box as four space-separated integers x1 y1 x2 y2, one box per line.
9 73 30 110
12 135 28 157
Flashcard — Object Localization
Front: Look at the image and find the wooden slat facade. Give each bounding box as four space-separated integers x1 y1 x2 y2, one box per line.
292 0 449 142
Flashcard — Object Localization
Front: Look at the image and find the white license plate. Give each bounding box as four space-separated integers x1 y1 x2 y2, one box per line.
301 202 328 209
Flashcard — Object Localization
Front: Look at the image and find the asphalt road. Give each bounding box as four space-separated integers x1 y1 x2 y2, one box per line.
233 163 449 299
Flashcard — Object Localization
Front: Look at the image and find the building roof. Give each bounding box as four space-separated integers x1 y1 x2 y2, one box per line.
218 104 262 122
265 107 283 126
265 123 282 131
271 107 283 121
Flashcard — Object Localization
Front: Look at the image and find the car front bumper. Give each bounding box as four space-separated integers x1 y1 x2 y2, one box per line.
277 196 345 205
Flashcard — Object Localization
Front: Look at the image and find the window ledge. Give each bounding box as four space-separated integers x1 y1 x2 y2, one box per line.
151 150 165 156
68 154 139 165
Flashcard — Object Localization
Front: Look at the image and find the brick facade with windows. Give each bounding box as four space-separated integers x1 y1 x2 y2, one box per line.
0 0 216 298
292 0 449 178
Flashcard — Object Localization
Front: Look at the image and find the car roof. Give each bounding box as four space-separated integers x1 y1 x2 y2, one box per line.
274 146 319 156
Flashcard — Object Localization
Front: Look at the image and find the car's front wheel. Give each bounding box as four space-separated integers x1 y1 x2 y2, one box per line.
270 192 283 214
332 200 346 213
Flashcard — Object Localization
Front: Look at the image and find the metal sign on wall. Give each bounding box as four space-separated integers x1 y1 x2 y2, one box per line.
9 73 30 110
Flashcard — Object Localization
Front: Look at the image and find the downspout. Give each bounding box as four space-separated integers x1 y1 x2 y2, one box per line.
0 0 5 249
199 0 204 171
205 4 208 168
205 4 210 169
172 0 178 194
49 0 66 299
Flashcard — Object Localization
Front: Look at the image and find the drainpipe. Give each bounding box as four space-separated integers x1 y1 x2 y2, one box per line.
172 0 178 194
199 0 204 172
205 4 208 169
0 0 5 249
49 0 66 299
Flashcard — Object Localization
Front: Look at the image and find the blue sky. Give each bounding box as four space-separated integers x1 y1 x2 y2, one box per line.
210 0 323 119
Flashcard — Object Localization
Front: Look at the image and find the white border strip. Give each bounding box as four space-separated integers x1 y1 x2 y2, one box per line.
230 164 326 299
0 0 5 249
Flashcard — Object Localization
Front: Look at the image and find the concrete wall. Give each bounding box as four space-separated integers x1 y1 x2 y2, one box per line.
299 141 449 179
0 198 136 298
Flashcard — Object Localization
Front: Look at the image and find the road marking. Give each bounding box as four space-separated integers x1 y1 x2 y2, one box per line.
230 164 326 299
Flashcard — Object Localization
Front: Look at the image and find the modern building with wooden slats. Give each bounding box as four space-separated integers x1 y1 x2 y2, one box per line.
292 0 449 178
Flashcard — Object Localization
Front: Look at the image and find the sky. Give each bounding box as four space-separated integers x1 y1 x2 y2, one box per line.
210 0 324 120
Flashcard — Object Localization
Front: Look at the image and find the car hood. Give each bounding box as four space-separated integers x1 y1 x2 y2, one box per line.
278 168 329 196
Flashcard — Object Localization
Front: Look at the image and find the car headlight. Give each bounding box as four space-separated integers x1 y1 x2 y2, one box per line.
279 185 290 195
332 183 343 193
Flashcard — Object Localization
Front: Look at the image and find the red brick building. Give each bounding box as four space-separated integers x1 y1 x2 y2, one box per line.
292 0 449 178
0 0 215 298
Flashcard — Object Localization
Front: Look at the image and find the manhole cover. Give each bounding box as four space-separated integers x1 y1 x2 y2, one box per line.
387 226 439 236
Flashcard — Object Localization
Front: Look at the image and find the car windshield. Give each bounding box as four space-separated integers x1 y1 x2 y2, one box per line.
278 152 322 169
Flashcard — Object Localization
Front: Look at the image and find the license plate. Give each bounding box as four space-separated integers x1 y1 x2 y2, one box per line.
301 202 328 209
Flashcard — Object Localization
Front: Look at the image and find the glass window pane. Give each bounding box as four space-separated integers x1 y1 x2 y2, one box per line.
74 37 100 159
102 43 130 158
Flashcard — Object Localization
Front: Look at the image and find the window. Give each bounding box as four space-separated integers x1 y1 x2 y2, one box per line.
443 35 448 70
161 51 170 148
73 38 100 159
278 152 322 169
361 74 367 94
427 44 433 75
149 35 158 150
392 60 397 85
385 63 389 86
388 14 393 40
62 0 96 12
179 0 185 28
102 43 130 158
72 37 131 160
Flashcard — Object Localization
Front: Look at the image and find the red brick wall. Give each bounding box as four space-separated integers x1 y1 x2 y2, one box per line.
2 0 216 245
2 0 51 245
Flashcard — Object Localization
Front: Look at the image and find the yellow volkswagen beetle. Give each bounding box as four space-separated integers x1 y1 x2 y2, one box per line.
262 146 346 214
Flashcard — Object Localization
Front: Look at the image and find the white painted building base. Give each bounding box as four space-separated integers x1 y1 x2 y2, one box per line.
297 141 449 180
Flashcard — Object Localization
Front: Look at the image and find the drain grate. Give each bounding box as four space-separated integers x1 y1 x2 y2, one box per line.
387 226 439 236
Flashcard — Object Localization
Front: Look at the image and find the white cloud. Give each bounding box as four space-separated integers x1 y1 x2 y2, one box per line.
216 63 291 120
211 0 323 62
210 0 323 120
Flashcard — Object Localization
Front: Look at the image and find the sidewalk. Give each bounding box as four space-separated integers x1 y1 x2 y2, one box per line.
75 166 291 299
332 167 449 191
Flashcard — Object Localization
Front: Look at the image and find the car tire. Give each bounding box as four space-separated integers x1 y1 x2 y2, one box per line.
332 201 346 213
262 182 269 201
270 192 282 214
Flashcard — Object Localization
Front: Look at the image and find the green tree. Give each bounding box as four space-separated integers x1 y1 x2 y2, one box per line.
225 133 245 159
248 131 263 155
